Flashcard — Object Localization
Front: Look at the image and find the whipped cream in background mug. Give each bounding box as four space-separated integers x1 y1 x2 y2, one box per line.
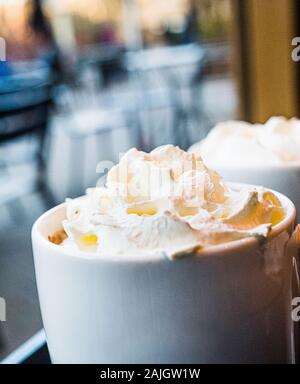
190 117 300 215
190 116 300 167
32 145 300 363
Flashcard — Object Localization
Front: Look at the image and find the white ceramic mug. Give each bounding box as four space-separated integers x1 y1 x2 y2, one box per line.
32 185 298 363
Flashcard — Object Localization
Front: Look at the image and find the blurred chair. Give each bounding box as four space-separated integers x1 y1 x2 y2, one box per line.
124 43 206 150
101 84 179 152
0 63 55 208
77 44 125 88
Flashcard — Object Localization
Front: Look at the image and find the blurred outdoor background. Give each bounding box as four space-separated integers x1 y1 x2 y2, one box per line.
0 0 298 359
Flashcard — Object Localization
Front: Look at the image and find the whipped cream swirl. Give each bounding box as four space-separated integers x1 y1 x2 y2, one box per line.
62 145 284 258
189 116 300 167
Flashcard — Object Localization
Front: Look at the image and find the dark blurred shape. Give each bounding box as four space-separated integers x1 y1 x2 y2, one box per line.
183 0 200 44
97 22 123 87
27 0 62 81
28 0 53 43
163 0 199 46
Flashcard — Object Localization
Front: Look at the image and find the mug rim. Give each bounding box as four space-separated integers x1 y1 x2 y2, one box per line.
32 183 297 263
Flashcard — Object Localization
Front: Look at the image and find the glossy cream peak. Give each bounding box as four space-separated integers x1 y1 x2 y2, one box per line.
189 116 300 167
61 145 284 258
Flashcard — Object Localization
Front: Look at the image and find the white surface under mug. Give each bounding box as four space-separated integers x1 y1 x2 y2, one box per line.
32 185 298 364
